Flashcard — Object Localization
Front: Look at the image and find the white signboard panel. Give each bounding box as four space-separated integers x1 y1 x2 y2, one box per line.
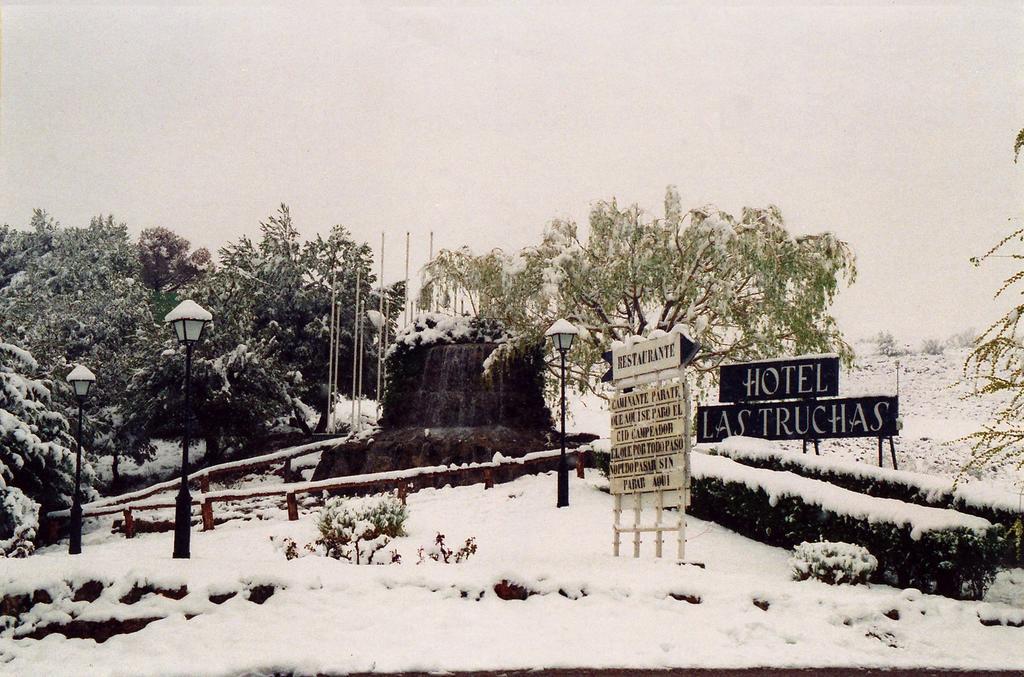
609 381 687 496
611 333 682 381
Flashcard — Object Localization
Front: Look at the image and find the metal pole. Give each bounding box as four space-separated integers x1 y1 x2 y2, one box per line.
356 297 364 431
351 267 361 431
69 400 84 555
378 232 384 415
173 343 193 559
404 232 410 326
327 269 337 432
557 348 568 507
382 297 389 417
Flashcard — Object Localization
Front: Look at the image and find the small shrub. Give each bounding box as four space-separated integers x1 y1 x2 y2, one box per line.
417 533 478 564
271 493 409 564
921 338 944 355
875 331 903 357
314 493 408 564
790 541 878 585
946 328 976 350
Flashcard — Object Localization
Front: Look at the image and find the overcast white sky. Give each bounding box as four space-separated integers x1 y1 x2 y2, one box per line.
1 1 1022 344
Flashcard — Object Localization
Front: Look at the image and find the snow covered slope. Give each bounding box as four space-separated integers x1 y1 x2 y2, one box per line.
3 471 1023 675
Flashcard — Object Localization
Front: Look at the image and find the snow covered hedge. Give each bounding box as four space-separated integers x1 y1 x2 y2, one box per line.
705 437 1024 564
689 453 1007 599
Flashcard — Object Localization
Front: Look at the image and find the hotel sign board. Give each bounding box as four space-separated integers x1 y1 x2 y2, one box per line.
696 395 899 444
719 355 840 403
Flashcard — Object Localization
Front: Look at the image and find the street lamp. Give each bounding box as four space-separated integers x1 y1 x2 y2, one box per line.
164 299 212 559
66 365 95 555
545 319 578 508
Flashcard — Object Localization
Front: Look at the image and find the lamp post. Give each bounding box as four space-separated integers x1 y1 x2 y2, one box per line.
164 299 212 559
66 365 95 555
545 319 578 508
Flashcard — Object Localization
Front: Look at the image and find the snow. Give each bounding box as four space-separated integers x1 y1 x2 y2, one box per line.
386 313 508 359
544 318 578 336
692 452 993 539
4 472 1024 673
163 299 212 322
708 435 1024 517
65 364 96 383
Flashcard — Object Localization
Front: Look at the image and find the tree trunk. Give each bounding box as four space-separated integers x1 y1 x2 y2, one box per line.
205 433 222 464
111 453 121 493
313 387 330 434
292 403 312 437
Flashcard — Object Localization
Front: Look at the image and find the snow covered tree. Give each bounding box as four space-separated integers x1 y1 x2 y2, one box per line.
124 204 404 454
0 214 154 487
0 343 85 556
961 227 1024 476
138 226 212 294
424 186 856 392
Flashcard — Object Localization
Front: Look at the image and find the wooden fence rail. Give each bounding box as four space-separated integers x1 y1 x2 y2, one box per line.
51 447 590 541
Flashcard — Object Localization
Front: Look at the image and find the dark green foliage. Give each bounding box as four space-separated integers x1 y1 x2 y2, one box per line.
688 475 1007 600
709 447 1024 565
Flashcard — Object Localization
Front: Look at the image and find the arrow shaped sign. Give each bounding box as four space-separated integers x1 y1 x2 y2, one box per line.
607 331 701 383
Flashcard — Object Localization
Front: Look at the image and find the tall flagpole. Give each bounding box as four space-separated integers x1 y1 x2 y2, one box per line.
378 232 385 418
327 268 337 432
351 267 361 431
404 231 411 326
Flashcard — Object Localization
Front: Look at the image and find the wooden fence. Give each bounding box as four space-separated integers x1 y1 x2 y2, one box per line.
46 446 589 541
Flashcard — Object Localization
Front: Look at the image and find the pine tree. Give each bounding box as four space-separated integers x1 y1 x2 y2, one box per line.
0 342 85 556
0 214 154 488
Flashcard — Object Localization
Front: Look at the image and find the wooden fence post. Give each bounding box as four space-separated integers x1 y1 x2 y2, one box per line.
201 500 215 531
200 474 210 494
576 449 586 479
397 483 408 505
123 508 135 539
286 492 299 521
483 468 494 490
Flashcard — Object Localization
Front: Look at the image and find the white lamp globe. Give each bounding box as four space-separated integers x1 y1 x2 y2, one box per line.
545 318 578 352
164 300 213 344
66 365 96 398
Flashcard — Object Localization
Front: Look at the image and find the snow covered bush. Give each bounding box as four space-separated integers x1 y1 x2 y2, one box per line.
874 331 903 356
790 541 878 585
311 493 408 564
920 338 944 355
708 441 1024 537
0 486 39 558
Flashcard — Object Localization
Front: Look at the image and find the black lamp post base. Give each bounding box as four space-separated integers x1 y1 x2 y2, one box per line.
557 453 569 508
172 490 192 559
69 503 83 555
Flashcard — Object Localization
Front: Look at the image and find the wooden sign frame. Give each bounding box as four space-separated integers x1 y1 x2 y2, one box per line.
611 376 692 561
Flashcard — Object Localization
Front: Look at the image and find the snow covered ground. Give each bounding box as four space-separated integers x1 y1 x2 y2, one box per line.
3 471 1024 675
4 345 1023 675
